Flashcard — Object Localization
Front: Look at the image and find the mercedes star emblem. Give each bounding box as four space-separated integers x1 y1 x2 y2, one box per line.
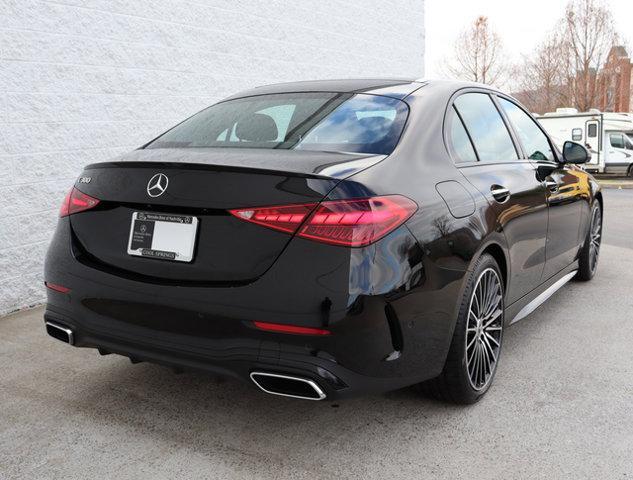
147 173 169 198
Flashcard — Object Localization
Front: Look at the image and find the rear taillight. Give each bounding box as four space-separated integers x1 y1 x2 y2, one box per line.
59 187 100 217
229 195 417 247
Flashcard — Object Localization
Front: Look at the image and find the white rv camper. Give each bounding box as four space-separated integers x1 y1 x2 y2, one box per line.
536 108 633 175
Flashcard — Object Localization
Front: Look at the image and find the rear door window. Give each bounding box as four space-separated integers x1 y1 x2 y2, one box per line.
453 93 518 162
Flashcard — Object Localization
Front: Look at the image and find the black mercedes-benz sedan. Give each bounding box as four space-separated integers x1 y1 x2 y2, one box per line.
44 79 602 403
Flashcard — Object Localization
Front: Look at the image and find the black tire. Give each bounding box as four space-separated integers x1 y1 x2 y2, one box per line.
628 165 633 178
420 253 504 404
575 201 602 281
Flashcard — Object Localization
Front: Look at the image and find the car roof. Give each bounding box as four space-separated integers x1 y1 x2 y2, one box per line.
223 78 425 100
222 78 503 102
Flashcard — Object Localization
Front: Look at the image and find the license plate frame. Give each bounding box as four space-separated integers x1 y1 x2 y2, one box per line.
127 212 198 263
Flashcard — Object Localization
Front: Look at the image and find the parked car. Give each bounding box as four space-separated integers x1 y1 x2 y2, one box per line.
537 108 633 175
44 79 602 404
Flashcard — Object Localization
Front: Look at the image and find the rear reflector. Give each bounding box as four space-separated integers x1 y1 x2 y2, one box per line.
60 187 100 217
230 195 417 247
45 282 71 294
253 321 331 336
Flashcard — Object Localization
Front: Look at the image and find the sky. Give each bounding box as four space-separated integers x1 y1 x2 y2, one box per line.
425 0 633 77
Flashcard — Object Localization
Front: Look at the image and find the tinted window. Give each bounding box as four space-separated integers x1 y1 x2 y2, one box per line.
587 124 597 138
147 93 409 155
572 128 582 141
454 93 518 162
447 107 478 163
610 133 625 149
499 98 555 161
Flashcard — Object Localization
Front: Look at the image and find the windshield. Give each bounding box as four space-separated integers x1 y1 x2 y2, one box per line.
146 93 409 155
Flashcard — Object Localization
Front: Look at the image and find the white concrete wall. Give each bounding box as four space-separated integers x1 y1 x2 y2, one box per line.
0 0 425 315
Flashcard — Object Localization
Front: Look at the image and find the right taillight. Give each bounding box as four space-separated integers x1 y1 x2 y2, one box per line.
59 187 100 217
229 195 418 247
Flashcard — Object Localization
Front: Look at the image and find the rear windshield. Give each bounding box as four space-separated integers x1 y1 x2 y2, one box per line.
146 93 409 155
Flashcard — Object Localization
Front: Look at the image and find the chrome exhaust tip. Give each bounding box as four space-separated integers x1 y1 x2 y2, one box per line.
250 372 326 401
45 321 74 345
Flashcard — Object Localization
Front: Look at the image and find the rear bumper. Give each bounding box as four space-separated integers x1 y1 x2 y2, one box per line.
44 217 464 399
44 304 427 400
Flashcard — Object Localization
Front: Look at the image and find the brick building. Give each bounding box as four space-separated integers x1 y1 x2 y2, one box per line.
597 46 633 112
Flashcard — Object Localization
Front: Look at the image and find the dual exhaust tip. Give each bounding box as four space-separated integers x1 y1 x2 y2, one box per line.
44 322 325 401
250 372 326 401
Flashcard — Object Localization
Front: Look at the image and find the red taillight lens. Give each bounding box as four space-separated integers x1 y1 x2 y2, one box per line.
45 282 71 294
229 195 417 247
229 203 315 235
59 187 100 217
253 321 331 336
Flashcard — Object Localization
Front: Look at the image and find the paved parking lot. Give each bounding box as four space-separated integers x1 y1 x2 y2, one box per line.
2 189 633 479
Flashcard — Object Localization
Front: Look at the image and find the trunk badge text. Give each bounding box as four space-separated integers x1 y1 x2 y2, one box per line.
147 173 169 198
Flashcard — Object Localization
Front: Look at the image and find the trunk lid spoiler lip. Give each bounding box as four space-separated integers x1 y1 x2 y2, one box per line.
83 149 387 181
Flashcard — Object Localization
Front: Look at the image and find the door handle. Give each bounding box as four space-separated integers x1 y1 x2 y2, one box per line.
490 185 510 203
544 179 559 193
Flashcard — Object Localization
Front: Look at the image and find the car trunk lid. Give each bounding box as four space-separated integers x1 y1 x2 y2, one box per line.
69 148 383 284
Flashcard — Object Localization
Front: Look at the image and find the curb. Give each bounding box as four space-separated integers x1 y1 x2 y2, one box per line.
596 181 633 189
594 176 633 189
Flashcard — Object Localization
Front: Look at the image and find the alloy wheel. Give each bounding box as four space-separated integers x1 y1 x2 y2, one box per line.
465 268 503 391
589 207 602 274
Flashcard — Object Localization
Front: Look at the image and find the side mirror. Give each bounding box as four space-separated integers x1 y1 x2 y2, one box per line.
562 141 591 164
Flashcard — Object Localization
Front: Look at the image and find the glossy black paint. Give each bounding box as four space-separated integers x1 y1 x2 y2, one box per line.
44 79 601 399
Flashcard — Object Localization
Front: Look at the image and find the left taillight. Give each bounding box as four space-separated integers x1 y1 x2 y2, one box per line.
59 187 100 217
229 195 418 247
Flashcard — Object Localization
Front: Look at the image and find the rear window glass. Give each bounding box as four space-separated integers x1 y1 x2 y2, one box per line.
147 93 409 155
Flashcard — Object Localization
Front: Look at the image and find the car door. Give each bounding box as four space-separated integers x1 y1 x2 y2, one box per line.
497 97 587 281
606 132 633 174
450 92 548 304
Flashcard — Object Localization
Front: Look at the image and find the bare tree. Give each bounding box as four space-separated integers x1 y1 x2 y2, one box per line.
513 32 571 114
563 0 617 111
443 16 507 86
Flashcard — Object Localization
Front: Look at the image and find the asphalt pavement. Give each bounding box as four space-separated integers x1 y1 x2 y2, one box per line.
1 190 632 479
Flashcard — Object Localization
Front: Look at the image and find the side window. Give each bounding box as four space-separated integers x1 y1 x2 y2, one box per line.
587 123 598 138
447 106 478 163
498 98 555 161
572 128 582 141
453 93 518 163
610 133 625 149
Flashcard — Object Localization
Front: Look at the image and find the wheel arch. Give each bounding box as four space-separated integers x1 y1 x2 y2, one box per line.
448 237 510 334
594 190 603 213
480 243 508 290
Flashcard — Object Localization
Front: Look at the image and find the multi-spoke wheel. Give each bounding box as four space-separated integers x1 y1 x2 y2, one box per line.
588 207 601 274
576 201 602 281
420 253 504 404
465 268 503 391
